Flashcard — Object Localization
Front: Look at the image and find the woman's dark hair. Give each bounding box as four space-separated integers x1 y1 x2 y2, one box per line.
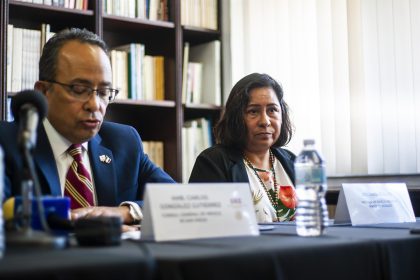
214 73 293 150
39 28 109 81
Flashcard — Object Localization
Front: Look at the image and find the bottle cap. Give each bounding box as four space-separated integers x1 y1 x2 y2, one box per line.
303 139 315 146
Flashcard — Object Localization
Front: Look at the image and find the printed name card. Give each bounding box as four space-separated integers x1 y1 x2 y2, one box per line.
141 183 259 241
334 183 415 225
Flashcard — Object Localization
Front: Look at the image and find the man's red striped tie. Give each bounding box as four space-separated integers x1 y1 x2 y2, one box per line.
64 144 95 209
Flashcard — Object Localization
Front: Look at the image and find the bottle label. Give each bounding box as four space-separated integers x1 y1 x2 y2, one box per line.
295 165 326 185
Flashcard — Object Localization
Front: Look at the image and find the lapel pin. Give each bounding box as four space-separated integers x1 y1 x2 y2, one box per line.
99 155 112 164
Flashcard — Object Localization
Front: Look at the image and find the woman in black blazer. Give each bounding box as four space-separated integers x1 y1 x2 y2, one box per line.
189 73 297 222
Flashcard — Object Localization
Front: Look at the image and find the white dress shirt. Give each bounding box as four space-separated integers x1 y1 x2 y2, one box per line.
43 118 97 203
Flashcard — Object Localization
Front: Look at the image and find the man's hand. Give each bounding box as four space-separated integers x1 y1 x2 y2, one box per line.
71 206 132 224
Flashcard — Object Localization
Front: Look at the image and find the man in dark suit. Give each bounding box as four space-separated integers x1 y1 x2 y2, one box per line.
0 28 174 227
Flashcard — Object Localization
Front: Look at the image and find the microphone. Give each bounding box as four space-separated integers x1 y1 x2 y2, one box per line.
11 90 48 150
6 90 66 249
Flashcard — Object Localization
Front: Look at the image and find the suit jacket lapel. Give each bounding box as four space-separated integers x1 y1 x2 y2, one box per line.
273 148 295 183
89 134 117 206
33 125 61 196
227 148 249 182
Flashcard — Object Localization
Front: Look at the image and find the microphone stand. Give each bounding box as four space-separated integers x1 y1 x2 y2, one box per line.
6 137 67 249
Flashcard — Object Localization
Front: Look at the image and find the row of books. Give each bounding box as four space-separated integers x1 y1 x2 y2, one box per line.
113 39 221 104
111 44 165 101
103 0 168 21
143 141 164 169
7 26 219 105
14 0 88 10
181 0 218 30
7 24 54 93
182 117 213 182
181 41 221 106
15 0 218 29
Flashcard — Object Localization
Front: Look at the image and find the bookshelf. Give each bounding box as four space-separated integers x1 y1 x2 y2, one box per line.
0 0 223 182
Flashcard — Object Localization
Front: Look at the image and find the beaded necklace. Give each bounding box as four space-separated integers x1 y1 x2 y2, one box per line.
243 150 279 217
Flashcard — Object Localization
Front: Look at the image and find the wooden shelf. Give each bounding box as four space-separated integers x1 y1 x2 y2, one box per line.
113 99 176 108
184 104 221 123
103 15 175 30
183 26 221 45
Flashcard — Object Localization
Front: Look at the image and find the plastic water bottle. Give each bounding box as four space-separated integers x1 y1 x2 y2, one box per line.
294 139 329 236
0 146 5 256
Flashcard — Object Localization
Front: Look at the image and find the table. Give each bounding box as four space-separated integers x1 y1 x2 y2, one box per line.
142 221 420 280
1 222 420 280
0 240 154 280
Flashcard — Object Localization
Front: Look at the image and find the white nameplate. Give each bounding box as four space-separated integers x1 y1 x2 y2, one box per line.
141 183 259 241
334 183 415 225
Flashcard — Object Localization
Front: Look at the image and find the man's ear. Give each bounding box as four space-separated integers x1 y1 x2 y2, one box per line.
34 81 48 94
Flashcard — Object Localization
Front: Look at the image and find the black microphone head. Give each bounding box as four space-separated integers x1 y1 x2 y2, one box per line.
11 90 48 121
